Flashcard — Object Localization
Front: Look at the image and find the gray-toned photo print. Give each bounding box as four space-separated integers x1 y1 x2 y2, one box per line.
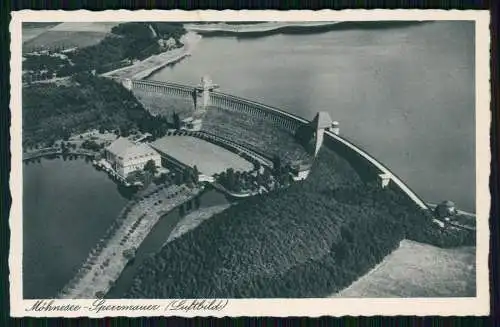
9 10 490 317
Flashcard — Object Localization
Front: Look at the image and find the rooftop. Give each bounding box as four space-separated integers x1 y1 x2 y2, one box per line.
150 135 253 176
106 137 158 160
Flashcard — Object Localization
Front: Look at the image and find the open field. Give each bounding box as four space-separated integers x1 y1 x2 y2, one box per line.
23 22 119 52
49 22 119 33
334 239 476 297
22 23 61 43
202 106 310 163
151 135 254 176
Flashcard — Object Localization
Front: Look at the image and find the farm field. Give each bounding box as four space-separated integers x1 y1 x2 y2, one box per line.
334 239 476 297
22 23 61 43
23 22 119 52
49 22 119 33
150 135 254 176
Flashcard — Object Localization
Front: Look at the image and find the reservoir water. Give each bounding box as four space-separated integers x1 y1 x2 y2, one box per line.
23 158 128 298
150 21 476 212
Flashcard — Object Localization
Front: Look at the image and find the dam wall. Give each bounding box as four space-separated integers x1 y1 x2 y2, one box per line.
130 79 303 133
322 131 428 209
130 79 429 210
131 79 194 98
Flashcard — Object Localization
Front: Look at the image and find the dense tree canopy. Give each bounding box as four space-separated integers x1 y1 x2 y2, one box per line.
23 74 171 147
123 145 473 299
23 22 187 79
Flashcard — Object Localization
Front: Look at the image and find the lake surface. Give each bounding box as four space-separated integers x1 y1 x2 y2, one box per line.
150 21 476 212
23 158 128 298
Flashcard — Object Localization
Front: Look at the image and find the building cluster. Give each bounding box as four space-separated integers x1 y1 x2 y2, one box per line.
158 37 177 50
104 137 161 179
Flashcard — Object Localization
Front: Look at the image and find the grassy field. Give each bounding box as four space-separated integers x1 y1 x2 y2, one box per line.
23 22 119 52
151 135 254 176
50 22 119 33
334 239 476 297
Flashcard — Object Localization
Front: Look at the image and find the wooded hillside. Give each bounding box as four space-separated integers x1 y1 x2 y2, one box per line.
23 74 170 147
124 145 473 298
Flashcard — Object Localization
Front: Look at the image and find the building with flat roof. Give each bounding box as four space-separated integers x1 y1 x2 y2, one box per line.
105 137 161 178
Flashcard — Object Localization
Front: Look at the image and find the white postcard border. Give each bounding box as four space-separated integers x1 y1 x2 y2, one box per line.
9 9 491 317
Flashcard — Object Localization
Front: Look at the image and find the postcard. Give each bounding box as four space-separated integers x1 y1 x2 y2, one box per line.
10 9 490 317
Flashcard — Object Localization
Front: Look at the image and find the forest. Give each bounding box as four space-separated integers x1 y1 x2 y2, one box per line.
23 73 171 147
70 22 185 74
124 145 474 298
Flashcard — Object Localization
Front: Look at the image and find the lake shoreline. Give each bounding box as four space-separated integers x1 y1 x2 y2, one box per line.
184 21 428 37
101 32 201 81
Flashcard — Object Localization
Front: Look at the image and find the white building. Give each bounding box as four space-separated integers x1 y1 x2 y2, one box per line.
105 137 161 178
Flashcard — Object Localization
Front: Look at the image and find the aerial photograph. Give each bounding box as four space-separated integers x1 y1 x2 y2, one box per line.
21 20 476 299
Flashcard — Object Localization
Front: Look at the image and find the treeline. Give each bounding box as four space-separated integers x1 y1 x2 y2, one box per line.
23 22 186 78
122 145 457 299
23 73 171 147
22 55 68 76
72 22 185 74
124 145 475 298
149 22 186 41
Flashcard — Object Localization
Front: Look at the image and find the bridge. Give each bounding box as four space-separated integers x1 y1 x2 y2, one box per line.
121 76 430 210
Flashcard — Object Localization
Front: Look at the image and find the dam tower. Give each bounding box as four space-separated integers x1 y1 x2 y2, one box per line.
194 75 219 110
310 112 333 156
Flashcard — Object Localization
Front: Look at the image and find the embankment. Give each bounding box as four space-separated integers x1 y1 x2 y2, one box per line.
165 203 232 244
101 32 201 80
